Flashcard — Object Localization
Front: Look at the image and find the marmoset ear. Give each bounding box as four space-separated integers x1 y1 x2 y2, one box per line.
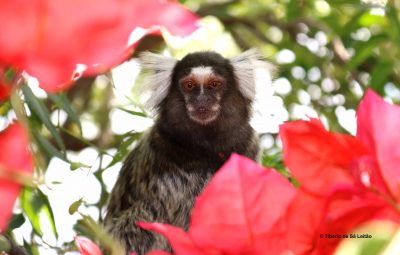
230 49 275 101
139 52 178 110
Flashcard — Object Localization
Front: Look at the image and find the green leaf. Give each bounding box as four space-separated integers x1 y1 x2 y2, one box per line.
261 151 286 173
23 239 40 255
32 130 67 161
359 238 388 255
68 198 83 215
20 188 58 238
286 0 302 21
70 162 81 171
261 151 298 185
358 12 387 27
4 68 16 84
49 93 82 134
37 189 58 238
22 85 66 151
20 188 43 236
7 213 26 231
74 216 101 245
0 101 12 116
0 235 11 252
346 34 387 71
328 0 359 5
370 61 393 95
387 6 400 45
106 133 141 169
70 162 90 171
338 9 365 37
74 215 125 254
116 107 147 118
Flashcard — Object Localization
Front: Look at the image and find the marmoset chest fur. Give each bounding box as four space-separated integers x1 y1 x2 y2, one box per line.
105 49 273 255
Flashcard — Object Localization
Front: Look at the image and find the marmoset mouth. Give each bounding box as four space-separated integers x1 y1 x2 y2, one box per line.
187 106 220 125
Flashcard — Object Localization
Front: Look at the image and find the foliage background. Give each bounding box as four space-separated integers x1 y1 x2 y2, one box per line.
1 0 400 254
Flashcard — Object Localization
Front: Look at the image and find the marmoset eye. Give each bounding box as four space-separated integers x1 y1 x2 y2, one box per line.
182 80 195 91
209 80 222 89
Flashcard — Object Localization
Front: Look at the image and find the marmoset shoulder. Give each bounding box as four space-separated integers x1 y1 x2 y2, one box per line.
104 49 274 255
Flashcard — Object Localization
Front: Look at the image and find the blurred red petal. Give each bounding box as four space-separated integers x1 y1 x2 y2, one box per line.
189 154 296 253
316 188 399 254
0 0 37 64
285 186 400 255
0 123 33 232
357 89 400 201
244 217 289 255
279 118 368 195
75 236 103 255
137 222 205 255
350 155 392 202
0 0 199 92
0 83 10 101
286 190 326 255
0 67 11 101
126 1 199 36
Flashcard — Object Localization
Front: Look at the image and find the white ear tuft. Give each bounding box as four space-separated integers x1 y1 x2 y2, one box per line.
138 52 177 110
231 48 275 101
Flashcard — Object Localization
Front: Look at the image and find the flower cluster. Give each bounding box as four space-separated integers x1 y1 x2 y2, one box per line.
0 0 198 96
278 90 400 254
132 90 399 255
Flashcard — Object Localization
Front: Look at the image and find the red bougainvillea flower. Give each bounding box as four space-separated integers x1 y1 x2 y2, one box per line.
0 0 198 93
283 186 399 255
75 236 103 255
279 89 400 255
356 90 400 202
138 154 297 255
0 67 11 101
279 118 368 195
0 82 10 101
0 123 33 232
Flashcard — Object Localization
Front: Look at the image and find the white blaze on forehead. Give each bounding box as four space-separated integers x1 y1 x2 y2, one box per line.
190 66 213 94
190 66 213 82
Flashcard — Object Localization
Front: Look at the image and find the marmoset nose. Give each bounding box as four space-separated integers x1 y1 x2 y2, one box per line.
196 93 211 103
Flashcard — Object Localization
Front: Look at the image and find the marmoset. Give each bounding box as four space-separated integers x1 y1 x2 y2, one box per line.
105 49 273 254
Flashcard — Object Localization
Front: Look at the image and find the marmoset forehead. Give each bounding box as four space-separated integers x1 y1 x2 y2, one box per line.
172 51 233 88
179 63 228 79
180 66 226 83
180 66 226 86
188 66 213 81
190 66 213 77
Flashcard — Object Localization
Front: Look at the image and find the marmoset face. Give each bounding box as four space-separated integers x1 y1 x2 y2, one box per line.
173 52 232 125
139 49 271 130
179 66 226 124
